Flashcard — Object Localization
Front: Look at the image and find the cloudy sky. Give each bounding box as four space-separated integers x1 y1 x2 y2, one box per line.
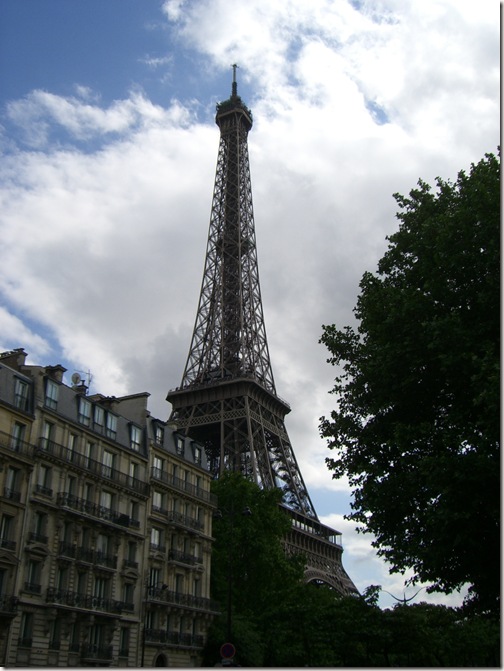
0 0 499 609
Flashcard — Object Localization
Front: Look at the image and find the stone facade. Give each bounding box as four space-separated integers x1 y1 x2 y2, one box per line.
0 348 218 667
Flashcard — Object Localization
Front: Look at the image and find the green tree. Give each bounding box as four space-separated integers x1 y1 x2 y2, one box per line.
201 472 305 666
320 152 500 615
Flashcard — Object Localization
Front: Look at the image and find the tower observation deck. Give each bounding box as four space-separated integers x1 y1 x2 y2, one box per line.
167 68 357 594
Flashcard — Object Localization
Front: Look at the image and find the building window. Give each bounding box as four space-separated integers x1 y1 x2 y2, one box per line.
0 514 14 550
102 450 115 478
130 425 142 451
14 378 30 411
19 612 34 648
67 476 77 497
5 467 21 501
192 444 202 464
67 433 78 461
78 397 92 426
150 527 162 551
149 567 161 588
152 490 165 514
10 422 26 451
32 511 47 543
119 627 130 657
84 441 95 468
40 421 54 450
100 490 114 512
49 619 62 650
37 464 52 497
154 424 164 445
94 405 105 432
96 533 110 557
105 413 117 440
129 461 139 483
176 435 184 455
45 378 59 409
25 560 42 593
153 456 164 480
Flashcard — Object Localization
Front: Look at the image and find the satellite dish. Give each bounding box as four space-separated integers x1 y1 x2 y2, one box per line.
71 372 81 385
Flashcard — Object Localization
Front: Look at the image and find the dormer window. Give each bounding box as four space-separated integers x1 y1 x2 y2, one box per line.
94 406 105 432
154 424 164 446
78 397 91 426
106 413 117 440
45 379 59 410
130 425 142 452
192 444 202 465
14 378 30 412
175 436 184 456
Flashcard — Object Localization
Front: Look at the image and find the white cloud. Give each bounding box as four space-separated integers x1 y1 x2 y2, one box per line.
0 0 498 605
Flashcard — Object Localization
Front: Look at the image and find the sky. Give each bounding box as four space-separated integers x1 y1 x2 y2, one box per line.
0 0 499 610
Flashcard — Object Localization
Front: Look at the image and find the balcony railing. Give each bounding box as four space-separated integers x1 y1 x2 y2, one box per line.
24 582 42 594
0 595 18 615
146 587 219 613
37 438 149 496
122 559 138 570
144 629 205 648
58 541 77 558
46 587 127 614
150 467 217 505
18 637 33 648
0 538 16 552
0 429 33 458
34 484 53 497
80 643 113 661
56 493 140 528
28 531 49 544
168 549 199 565
3 487 21 502
166 510 204 532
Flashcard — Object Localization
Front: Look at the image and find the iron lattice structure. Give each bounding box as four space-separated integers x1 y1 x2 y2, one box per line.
167 72 357 594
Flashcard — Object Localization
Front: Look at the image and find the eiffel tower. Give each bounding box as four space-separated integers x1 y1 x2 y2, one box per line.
167 67 357 595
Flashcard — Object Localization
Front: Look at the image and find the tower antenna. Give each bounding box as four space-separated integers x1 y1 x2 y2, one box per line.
231 63 238 97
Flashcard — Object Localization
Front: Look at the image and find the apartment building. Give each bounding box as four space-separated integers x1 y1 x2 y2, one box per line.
0 348 218 667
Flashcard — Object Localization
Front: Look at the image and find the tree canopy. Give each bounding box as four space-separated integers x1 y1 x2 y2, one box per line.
320 152 500 615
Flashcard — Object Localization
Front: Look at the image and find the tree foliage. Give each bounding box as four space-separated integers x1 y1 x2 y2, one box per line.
320 152 500 615
202 474 499 666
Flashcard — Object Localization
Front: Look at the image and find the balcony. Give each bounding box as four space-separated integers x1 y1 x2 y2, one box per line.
28 531 48 544
144 629 205 648
166 510 204 533
24 582 42 594
94 551 117 569
0 595 18 616
168 549 199 566
0 538 16 552
150 467 217 505
146 587 219 614
34 484 53 498
80 643 113 662
3 487 21 502
56 493 140 529
37 438 149 497
46 587 126 614
0 429 33 458
58 541 77 558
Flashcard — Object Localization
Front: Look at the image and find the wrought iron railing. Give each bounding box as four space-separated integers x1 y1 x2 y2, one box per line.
80 643 113 660
146 587 219 613
56 493 140 528
144 629 205 648
150 467 217 505
37 438 149 496
0 595 18 614
168 549 199 565
46 587 127 614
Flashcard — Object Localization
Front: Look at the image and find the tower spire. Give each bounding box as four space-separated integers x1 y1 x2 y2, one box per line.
167 82 357 594
231 63 238 98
